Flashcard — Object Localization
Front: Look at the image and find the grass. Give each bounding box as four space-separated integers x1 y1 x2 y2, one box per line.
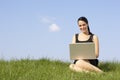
0 58 120 80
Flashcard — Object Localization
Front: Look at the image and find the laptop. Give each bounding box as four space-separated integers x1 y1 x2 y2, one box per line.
69 43 96 60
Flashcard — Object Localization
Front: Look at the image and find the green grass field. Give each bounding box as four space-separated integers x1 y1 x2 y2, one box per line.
0 58 120 80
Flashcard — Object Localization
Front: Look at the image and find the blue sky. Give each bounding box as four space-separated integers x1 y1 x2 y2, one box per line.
0 0 120 62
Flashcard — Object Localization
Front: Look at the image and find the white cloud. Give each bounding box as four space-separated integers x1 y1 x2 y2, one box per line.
49 23 60 32
40 16 61 32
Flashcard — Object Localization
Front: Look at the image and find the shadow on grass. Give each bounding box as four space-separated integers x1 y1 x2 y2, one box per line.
99 62 117 72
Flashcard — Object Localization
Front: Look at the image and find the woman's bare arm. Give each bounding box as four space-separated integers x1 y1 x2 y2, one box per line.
93 35 99 58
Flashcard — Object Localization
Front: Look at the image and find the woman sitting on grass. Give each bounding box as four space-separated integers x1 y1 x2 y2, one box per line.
69 16 103 73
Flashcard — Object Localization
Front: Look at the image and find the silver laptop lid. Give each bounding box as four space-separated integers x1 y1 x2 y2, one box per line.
69 43 96 60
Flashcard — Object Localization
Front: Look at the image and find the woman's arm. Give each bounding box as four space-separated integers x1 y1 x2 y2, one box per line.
72 35 76 43
93 35 99 58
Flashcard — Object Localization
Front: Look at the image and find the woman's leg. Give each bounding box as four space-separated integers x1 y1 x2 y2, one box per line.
69 63 89 72
75 60 103 72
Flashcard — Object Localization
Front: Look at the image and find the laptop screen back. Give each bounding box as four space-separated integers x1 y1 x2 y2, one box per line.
69 43 96 60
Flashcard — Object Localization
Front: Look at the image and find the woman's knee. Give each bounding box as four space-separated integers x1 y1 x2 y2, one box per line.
76 60 89 67
76 60 86 64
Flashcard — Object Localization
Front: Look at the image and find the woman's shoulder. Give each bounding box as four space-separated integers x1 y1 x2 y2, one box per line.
73 33 79 37
92 34 99 41
93 34 98 38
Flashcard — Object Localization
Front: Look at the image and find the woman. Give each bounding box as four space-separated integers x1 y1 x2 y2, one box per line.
69 16 103 73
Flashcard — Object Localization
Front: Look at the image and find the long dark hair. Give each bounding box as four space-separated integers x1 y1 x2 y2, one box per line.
77 16 93 35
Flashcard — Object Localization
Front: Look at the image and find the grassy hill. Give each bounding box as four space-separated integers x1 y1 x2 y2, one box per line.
0 58 120 80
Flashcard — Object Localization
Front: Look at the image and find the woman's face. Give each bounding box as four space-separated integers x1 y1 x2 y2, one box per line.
78 20 88 34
